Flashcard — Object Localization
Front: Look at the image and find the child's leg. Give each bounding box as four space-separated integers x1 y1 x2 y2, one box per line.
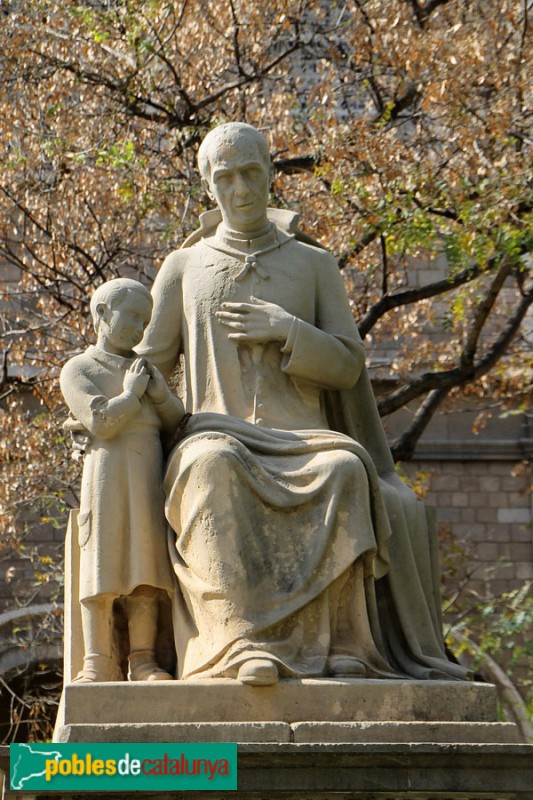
76 594 121 682
126 586 173 681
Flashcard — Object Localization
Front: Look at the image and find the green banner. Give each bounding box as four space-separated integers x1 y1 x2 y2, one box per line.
10 743 237 791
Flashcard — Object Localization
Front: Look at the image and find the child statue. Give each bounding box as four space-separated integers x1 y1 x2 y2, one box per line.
60 278 184 682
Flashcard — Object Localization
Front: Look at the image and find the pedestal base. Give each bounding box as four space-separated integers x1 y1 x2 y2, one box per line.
3 742 533 799
53 678 519 745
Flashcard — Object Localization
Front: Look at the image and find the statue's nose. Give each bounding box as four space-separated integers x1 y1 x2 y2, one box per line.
234 173 248 195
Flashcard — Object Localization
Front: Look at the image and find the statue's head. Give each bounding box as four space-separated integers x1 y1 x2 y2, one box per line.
197 122 271 234
90 278 153 352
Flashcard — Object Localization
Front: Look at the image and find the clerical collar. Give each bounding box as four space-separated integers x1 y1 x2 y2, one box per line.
202 222 294 281
204 222 293 259
214 222 278 253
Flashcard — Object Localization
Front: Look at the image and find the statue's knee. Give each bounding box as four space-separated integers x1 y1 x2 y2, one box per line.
330 451 367 484
188 438 240 481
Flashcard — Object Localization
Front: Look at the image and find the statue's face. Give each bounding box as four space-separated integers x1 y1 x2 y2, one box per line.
98 292 152 354
206 138 270 233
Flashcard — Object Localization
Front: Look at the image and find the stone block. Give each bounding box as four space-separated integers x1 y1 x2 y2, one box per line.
469 492 489 507
488 492 510 509
498 508 530 524
512 528 533 542
291 721 520 744
451 492 469 508
433 491 451 506
487 578 518 596
489 463 515 475
59 680 499 729
479 477 501 492
56 721 291 744
454 523 484 540
460 477 482 492
509 543 533 560
438 508 461 523
507 492 530 506
515 562 533 580
432 475 461 491
497 543 512 558
458 508 476 523
505 578 526 592
502 476 522 491
475 543 499 561
477 508 497 523
492 564 516 581
486 524 511 542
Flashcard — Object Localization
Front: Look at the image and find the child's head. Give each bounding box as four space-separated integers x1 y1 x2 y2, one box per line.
90 279 153 352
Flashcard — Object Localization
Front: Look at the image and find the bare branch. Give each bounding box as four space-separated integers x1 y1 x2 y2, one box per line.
0 340 12 392
390 387 450 461
460 259 514 371
273 156 318 174
404 0 452 28
196 40 303 110
423 0 453 16
380 234 388 296
372 82 419 126
352 0 375 31
358 265 481 339
378 283 533 416
228 0 250 79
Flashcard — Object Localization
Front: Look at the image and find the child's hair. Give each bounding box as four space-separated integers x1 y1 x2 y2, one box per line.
90 278 153 332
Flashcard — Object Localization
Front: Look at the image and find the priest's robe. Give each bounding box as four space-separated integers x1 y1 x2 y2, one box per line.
137 209 468 681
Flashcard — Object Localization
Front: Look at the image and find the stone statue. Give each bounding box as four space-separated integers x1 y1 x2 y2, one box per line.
60 278 184 682
134 122 469 686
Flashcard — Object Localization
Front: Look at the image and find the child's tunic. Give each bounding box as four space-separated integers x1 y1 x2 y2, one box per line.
60 345 174 602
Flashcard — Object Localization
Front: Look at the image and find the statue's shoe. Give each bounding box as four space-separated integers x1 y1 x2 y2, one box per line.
128 650 174 681
129 664 174 681
238 658 279 686
73 654 122 682
72 672 98 683
326 655 367 677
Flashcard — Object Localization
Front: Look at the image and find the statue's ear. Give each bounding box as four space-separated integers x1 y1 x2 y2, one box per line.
201 177 215 202
95 302 108 322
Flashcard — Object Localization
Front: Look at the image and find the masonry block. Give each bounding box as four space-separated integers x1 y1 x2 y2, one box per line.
498 509 530 524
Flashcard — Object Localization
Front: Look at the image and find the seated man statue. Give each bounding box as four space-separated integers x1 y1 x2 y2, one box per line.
136 122 469 686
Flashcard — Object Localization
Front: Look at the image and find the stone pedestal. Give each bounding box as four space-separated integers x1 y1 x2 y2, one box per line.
53 678 519 745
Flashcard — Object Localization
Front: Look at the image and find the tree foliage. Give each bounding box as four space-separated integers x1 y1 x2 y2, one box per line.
0 0 531 737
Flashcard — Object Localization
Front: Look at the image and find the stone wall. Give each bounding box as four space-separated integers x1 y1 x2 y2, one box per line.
401 458 532 598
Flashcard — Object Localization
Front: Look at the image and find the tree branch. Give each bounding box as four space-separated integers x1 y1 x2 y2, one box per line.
34 55 182 126
358 265 480 339
378 283 533 416
273 156 319 174
448 630 533 743
372 82 419 126
196 40 302 110
380 234 389 296
460 259 514 371
339 227 381 267
390 387 450 461
228 0 250 79
404 0 452 28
